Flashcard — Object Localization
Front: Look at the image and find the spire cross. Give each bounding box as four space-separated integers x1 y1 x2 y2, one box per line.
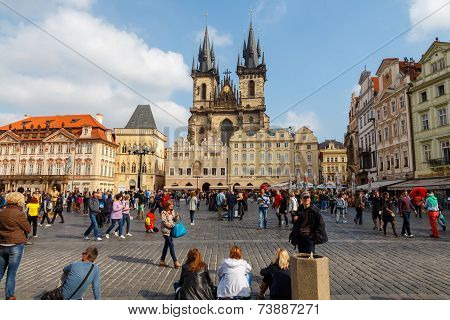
250 8 253 23
224 69 232 78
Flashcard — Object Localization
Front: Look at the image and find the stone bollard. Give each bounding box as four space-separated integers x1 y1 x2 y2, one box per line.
290 253 330 300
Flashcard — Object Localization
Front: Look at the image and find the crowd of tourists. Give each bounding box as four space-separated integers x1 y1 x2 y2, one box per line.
0 184 447 300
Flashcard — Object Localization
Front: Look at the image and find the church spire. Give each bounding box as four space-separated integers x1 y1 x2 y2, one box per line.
198 25 213 73
243 19 259 68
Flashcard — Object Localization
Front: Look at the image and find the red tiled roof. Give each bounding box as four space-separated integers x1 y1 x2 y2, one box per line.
0 114 106 131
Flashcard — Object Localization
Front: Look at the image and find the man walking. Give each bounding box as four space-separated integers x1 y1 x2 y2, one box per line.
83 192 102 241
216 190 226 221
424 191 440 238
226 191 237 222
370 191 383 231
257 190 270 230
292 191 327 254
398 190 416 238
354 191 365 225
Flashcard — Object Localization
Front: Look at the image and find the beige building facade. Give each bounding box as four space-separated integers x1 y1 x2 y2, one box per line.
411 40 450 178
114 105 166 192
374 58 421 181
0 114 116 192
319 140 347 184
165 134 228 191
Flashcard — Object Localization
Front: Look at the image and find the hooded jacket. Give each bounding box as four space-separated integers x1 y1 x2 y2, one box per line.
217 258 252 298
424 194 439 211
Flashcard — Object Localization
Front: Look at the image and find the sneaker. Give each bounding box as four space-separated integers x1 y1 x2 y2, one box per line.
38 224 43 227
443 225 447 232
126 233 132 237
408 235 414 238
372 226 377 230
190 222 195 226
105 234 110 239
33 235 38 238
96 237 102 241
84 236 89 240
119 235 126 239
343 220 347 223
25 241 33 245
114 231 118 237
336 221 339 224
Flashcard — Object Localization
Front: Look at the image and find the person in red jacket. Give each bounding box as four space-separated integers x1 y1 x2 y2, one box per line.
145 210 159 233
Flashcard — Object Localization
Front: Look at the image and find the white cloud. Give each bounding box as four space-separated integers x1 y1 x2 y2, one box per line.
275 111 320 132
255 0 288 24
408 0 450 41
0 4 192 138
195 26 232 47
352 84 361 95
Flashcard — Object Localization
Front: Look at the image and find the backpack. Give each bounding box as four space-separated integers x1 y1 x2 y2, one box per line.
336 198 345 208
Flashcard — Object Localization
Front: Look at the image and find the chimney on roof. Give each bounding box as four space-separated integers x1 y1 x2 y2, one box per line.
95 113 103 124
24 114 30 118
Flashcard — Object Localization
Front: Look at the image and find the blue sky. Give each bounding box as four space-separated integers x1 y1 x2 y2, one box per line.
0 0 449 143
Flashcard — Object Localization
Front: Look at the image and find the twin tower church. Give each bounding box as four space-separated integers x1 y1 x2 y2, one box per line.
188 20 269 146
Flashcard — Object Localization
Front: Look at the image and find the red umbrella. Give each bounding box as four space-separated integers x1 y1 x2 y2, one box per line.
409 187 427 200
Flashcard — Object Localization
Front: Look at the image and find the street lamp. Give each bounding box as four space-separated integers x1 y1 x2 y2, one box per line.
128 145 155 191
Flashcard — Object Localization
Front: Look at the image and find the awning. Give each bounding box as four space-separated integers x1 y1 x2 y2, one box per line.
357 180 404 190
164 186 196 190
387 178 450 191
234 185 258 190
209 185 229 190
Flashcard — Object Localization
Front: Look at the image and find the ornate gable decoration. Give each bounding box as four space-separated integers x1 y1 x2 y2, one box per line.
0 131 21 144
43 128 77 143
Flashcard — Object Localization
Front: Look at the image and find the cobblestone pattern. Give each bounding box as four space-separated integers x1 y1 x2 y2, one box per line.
2 201 449 300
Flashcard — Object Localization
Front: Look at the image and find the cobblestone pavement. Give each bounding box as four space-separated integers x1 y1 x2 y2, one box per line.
3 201 449 300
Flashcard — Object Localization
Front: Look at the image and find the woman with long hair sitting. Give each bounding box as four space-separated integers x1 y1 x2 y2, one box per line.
175 248 215 300
259 248 292 300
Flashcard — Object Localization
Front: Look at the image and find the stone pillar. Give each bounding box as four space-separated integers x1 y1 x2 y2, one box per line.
290 253 330 300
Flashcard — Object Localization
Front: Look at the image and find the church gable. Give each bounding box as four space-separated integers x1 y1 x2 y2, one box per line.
0 131 21 144
42 128 77 143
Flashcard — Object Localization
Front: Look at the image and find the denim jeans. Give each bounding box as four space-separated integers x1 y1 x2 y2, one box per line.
84 213 100 238
401 212 411 236
106 218 124 236
161 235 177 262
355 208 363 225
189 210 195 223
119 214 131 234
258 207 268 229
298 237 315 254
336 207 345 223
227 205 235 221
0 243 25 299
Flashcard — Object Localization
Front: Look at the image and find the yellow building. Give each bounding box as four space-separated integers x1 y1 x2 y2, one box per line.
114 105 166 192
411 40 450 178
319 140 347 184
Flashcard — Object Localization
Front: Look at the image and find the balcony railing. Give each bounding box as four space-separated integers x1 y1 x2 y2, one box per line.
428 157 450 167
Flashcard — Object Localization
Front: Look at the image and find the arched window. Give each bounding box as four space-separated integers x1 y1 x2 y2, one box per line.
249 80 255 97
201 83 207 100
131 163 136 173
142 163 147 173
199 126 205 134
121 144 127 153
121 163 126 173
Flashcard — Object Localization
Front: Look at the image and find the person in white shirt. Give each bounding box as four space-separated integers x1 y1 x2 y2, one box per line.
217 246 252 300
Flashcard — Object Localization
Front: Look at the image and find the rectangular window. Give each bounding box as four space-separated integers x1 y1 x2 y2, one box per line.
242 143 246 148
178 168 183 176
267 142 272 148
234 153 238 161
203 168 208 175
276 152 281 162
75 163 81 175
186 168 192 176
28 163 33 174
422 113 429 130
391 100 396 113
20 163 25 174
260 152 265 162
242 153 247 161
422 144 431 161
386 156 390 170
169 168 174 176
234 143 238 148
249 167 255 176
441 141 450 161
401 119 407 134
307 154 312 163
276 142 281 148
383 105 387 117
395 153 399 168
85 164 91 175
420 91 427 103
221 168 225 176
260 142 264 148
234 167 238 176
56 164 61 175
437 84 445 97
438 108 447 126
10 164 15 174
37 163 42 175
378 130 382 142
393 123 398 137
399 96 405 108
284 152 289 162
242 166 247 175
260 166 265 176
276 166 281 176
438 58 445 70
267 152 272 162
48 164 53 175
249 153 254 162
285 142 289 148
384 127 389 140
212 168 217 176
249 142 254 148
403 151 409 167
86 143 92 153
432 61 437 73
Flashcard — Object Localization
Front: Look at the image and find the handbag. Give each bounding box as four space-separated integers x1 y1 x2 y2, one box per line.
171 221 187 238
41 264 95 300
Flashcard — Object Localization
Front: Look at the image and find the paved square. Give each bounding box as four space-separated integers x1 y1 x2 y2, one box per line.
3 201 449 300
